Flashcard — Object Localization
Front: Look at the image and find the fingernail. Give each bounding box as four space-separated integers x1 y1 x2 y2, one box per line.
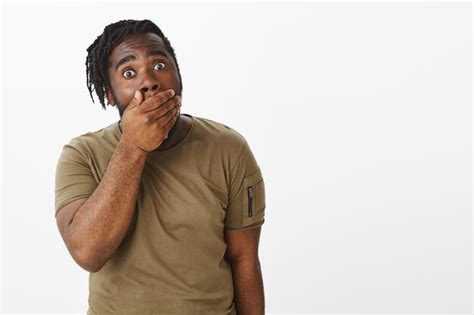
134 90 140 99
169 89 175 96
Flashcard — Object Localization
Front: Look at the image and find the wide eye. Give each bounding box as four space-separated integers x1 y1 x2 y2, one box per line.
154 62 166 71
122 69 136 79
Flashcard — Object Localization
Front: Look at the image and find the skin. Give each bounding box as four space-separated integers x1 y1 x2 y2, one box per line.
105 32 191 151
56 31 264 314
224 226 265 314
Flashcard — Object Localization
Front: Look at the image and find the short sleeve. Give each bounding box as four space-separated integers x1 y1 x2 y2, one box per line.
54 140 98 216
225 140 266 230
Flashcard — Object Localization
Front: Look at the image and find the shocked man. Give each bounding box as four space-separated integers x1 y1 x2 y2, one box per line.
54 19 266 314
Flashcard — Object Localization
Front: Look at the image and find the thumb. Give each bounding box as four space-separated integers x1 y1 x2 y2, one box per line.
129 90 143 108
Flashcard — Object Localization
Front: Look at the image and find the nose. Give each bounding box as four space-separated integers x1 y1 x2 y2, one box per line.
139 70 160 99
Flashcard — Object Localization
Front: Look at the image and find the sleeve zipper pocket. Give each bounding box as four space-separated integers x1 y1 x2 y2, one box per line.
247 186 253 217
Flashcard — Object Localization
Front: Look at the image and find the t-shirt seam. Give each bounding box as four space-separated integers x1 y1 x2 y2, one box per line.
228 139 248 176
226 139 249 208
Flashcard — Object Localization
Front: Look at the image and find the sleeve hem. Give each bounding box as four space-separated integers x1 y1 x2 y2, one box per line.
55 194 92 216
224 218 265 231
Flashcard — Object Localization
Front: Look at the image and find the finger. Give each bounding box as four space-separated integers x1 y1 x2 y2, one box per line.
149 97 181 121
163 109 180 134
127 90 144 110
158 108 178 140
142 93 179 114
140 89 175 112
158 105 179 127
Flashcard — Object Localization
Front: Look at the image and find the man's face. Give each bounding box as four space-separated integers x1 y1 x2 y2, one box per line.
106 32 182 117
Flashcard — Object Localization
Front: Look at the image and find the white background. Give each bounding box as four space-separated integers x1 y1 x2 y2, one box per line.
1 1 472 314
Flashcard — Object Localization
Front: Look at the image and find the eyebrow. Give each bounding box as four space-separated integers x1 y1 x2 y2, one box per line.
115 49 169 71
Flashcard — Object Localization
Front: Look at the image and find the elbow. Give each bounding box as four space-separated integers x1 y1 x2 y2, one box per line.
63 226 111 273
66 239 105 273
74 248 105 273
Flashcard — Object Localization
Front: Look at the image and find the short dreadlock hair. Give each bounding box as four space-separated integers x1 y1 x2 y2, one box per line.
85 19 183 110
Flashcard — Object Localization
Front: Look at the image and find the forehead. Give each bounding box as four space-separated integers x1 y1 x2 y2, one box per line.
108 32 168 65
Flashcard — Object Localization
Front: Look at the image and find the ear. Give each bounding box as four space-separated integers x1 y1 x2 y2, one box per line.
105 89 115 106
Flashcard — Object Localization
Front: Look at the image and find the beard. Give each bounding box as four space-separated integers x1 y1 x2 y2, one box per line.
109 88 125 119
117 105 124 119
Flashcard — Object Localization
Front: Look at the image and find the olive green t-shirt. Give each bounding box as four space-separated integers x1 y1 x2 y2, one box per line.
54 113 266 314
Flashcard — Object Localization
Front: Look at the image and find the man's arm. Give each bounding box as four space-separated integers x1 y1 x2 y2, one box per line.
56 89 180 273
56 140 148 272
224 226 265 315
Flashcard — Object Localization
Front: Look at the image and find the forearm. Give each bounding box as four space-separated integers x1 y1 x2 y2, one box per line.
230 258 265 315
67 139 148 271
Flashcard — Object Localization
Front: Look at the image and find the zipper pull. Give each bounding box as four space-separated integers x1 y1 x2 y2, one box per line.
247 187 253 217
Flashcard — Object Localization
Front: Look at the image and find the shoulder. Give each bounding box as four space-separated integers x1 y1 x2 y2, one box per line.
192 115 248 152
62 121 118 156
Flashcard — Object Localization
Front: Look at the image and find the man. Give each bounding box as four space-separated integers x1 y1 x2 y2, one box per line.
54 19 266 314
